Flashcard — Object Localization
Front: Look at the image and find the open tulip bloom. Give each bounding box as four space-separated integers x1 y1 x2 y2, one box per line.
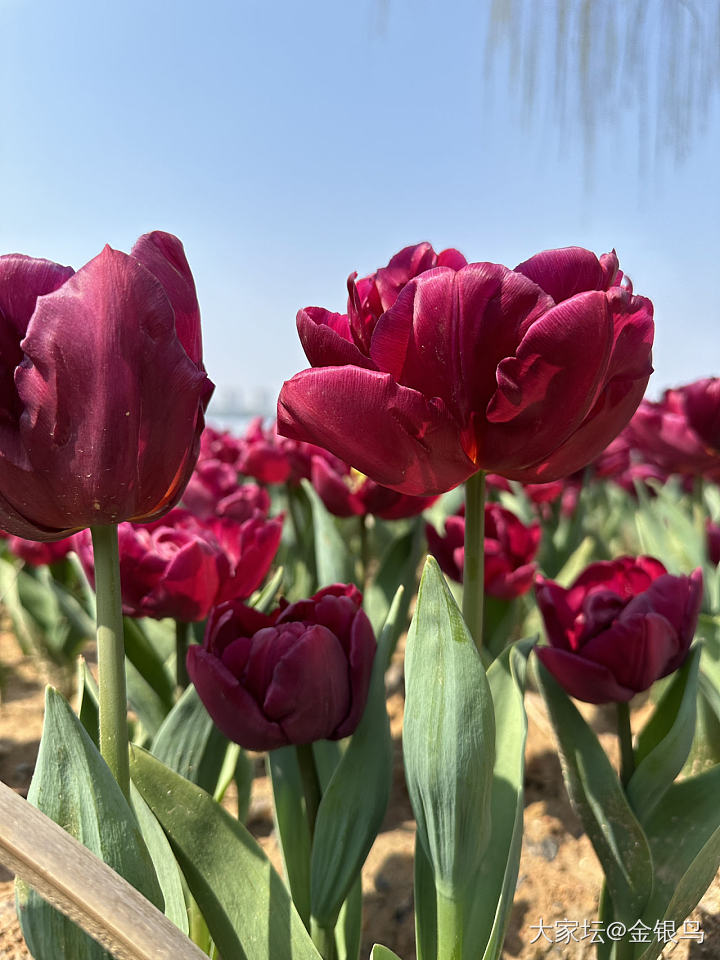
278 244 654 496
9 235 720 960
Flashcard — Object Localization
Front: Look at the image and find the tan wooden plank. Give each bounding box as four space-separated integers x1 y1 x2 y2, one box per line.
0 779 207 960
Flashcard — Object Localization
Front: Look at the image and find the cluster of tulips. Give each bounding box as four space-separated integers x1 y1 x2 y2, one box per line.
0 234 719 960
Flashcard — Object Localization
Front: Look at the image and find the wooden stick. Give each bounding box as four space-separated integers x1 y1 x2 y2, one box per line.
0 779 206 960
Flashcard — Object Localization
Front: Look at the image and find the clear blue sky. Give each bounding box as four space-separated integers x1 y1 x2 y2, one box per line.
2 0 718 415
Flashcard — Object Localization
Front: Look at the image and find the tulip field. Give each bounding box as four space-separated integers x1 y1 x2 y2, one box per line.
1 238 720 960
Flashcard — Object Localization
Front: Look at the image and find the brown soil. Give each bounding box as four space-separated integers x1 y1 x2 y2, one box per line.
1 632 718 960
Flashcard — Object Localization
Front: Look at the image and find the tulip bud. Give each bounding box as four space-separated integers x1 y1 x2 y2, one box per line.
535 557 703 703
0 233 213 541
187 585 376 750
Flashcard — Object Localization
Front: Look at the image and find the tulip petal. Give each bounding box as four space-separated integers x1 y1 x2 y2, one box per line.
514 247 609 303
582 613 681 694
333 609 377 738
186 645 288 751
536 646 635 704
130 232 203 365
11 246 209 532
370 263 553 422
481 292 615 475
263 624 351 743
278 366 477 495
297 307 376 370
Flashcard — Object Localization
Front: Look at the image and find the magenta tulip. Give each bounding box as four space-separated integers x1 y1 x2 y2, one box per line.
0 233 213 541
426 502 540 599
684 378 720 456
278 245 653 495
3 534 74 567
625 387 720 479
536 557 702 703
75 506 282 622
187 584 376 750
311 455 438 519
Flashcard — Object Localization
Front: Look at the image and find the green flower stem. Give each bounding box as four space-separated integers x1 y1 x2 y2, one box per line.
296 743 337 959
310 918 337 960
359 513 369 591
436 891 463 960
295 742 322 841
175 619 191 690
91 524 130 800
462 470 486 651
617 701 635 787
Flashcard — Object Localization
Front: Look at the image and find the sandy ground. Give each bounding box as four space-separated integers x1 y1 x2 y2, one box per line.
1 631 718 960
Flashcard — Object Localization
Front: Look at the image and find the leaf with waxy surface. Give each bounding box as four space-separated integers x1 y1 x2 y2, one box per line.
151 681 230 794
16 688 163 959
130 745 321 960
303 478 355 586
635 764 720 960
403 557 495 900
310 589 401 926
628 644 700 819
536 661 653 924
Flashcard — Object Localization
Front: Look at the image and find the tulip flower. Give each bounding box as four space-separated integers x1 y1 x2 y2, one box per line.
684 377 720 456
75 506 283 623
278 244 653 496
311 455 438 519
625 386 720 480
182 460 271 521
3 534 75 567
0 233 213 541
426 503 540 599
235 416 334 487
535 557 702 704
187 584 376 751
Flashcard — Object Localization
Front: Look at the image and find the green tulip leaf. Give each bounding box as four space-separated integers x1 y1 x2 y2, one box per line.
130 784 189 934
403 557 495 901
310 589 401 925
335 876 362 960
467 639 533 960
251 565 285 613
635 764 720 960
125 658 170 742
628 645 701 819
129 745 321 960
76 657 100 748
267 746 313 927
553 535 597 587
302 479 355 587
123 617 176 712
364 518 424 642
150 682 229 795
535 661 653 924
0 556 37 654
634 480 705 574
16 688 163 960
413 834 437 960
370 946 403 960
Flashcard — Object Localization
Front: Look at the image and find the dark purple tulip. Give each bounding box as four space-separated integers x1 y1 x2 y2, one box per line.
426 502 540 599
187 584 377 750
536 557 702 704
0 233 213 541
278 245 653 496
75 507 282 622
